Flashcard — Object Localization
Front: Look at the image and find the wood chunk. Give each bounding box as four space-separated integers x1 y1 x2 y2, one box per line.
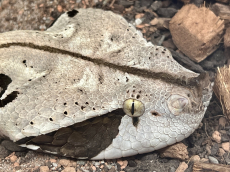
169 4 225 62
213 65 230 120
158 142 189 160
176 162 188 172
193 162 230 172
225 27 230 65
212 3 230 27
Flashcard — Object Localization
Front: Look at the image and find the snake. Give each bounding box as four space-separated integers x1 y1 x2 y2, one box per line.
0 8 213 159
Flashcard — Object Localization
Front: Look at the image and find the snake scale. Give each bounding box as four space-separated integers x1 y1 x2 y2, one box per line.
0 8 213 159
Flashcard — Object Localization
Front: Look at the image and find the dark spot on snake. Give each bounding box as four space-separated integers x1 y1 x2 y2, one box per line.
22 60 26 65
85 102 89 105
30 121 34 125
127 90 129 93
64 103 67 105
75 102 78 105
132 117 139 127
64 111 67 115
28 79 32 81
151 111 161 116
126 77 129 82
136 95 140 99
49 118 53 121
93 107 95 110
67 9 79 17
81 106 85 110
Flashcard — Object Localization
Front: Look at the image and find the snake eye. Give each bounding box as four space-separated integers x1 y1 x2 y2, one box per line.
167 94 189 115
123 99 145 117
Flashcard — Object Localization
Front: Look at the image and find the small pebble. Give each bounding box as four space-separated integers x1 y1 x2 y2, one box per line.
57 5 63 12
135 18 143 26
219 117 227 128
10 155 17 163
59 159 71 167
190 155 200 162
208 156 219 164
150 1 163 11
40 166 50 172
135 13 144 19
61 167 76 172
218 148 226 156
117 160 128 169
175 162 188 172
77 160 86 166
222 142 230 152
212 131 221 143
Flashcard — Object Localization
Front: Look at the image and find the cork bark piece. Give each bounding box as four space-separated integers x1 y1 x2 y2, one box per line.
213 65 230 120
169 4 225 62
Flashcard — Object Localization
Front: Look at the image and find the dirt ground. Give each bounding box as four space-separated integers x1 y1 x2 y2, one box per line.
0 0 229 172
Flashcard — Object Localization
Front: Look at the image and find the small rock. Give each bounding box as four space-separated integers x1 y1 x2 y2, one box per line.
117 160 128 169
209 156 219 164
222 142 230 152
40 166 50 172
212 131 221 143
135 13 145 19
91 165 96 171
59 159 71 167
10 155 17 163
140 0 153 7
57 5 63 13
219 117 227 129
61 167 76 172
175 162 188 172
159 142 189 160
135 18 143 26
14 162 19 167
221 133 229 142
219 148 226 156
150 1 163 11
128 160 137 167
190 155 200 162
157 8 177 18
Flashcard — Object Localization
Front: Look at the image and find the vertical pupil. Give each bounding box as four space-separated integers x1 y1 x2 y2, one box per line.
131 101 135 115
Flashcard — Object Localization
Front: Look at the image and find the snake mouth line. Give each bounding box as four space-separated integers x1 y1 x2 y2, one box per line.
0 42 208 90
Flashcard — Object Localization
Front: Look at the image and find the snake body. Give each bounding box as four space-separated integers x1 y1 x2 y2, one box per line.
0 9 213 159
